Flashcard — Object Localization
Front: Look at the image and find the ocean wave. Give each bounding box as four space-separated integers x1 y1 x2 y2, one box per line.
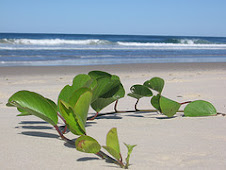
165 38 212 44
1 43 226 50
0 38 113 46
116 42 226 49
0 37 221 46
1 38 226 50
117 39 215 46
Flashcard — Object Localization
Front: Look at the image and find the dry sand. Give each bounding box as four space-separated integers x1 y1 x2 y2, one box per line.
0 63 226 170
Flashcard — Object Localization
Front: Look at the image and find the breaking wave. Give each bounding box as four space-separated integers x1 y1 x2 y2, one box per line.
0 38 113 46
0 38 223 46
1 38 226 50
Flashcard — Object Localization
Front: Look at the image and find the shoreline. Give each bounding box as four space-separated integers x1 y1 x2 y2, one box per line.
1 62 226 74
1 62 226 169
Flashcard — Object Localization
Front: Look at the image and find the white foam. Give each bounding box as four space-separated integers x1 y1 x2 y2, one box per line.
0 38 112 46
179 39 196 44
117 41 226 49
1 38 226 50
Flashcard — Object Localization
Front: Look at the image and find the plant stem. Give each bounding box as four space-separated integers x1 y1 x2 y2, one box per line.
57 113 66 123
87 108 201 120
180 101 192 105
54 125 123 168
89 112 99 120
62 125 68 134
54 125 72 143
118 154 125 168
114 100 119 112
54 127 122 167
54 125 122 167
57 113 67 134
97 150 124 168
135 99 139 111
87 109 158 120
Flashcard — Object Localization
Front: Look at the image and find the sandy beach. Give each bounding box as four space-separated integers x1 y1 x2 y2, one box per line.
0 62 226 170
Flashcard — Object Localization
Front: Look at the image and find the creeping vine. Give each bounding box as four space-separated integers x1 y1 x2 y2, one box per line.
6 70 225 169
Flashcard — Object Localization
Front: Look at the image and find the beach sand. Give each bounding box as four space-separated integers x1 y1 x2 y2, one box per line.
0 63 226 170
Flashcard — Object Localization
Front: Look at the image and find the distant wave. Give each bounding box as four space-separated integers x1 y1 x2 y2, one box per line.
0 38 113 46
117 38 215 46
117 41 226 47
164 38 212 44
0 38 222 45
1 38 226 50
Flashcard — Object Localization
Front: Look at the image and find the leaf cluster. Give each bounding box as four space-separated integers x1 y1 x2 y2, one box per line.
76 128 136 169
6 70 135 169
6 70 220 169
128 77 217 117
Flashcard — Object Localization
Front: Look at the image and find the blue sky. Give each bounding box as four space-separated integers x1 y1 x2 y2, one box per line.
0 0 226 37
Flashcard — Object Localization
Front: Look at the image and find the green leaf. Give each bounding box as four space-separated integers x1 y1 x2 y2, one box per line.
124 143 136 168
159 96 181 117
58 100 85 135
90 74 124 112
144 77 164 93
184 100 217 117
91 76 121 102
91 84 125 112
72 74 97 90
76 135 101 154
102 146 121 161
127 84 153 99
124 143 136 156
7 90 58 126
151 94 161 111
88 70 112 79
103 128 121 160
17 112 32 116
46 98 58 112
69 88 93 130
58 74 96 106
15 107 31 116
58 88 92 135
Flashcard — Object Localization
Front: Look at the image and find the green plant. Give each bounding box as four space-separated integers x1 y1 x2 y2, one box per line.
58 71 125 120
127 84 153 111
7 89 135 169
88 71 125 118
6 71 133 169
127 76 219 117
6 71 224 169
6 90 65 138
76 128 136 169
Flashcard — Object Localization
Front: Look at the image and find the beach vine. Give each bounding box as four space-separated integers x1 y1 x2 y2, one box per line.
6 70 224 169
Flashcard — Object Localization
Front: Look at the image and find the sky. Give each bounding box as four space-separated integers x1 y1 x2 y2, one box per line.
0 0 226 37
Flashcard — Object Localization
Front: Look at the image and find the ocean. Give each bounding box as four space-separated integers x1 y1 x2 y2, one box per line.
1 33 226 66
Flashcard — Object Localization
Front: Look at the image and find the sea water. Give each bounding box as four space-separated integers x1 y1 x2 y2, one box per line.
1 33 226 66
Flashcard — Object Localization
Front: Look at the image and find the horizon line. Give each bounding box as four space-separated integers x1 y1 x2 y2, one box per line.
0 31 226 38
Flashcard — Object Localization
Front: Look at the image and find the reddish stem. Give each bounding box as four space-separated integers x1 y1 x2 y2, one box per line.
180 101 192 105
57 113 66 123
54 125 71 143
57 113 67 134
54 125 123 167
89 112 99 120
96 152 104 159
97 151 124 167
114 100 118 112
61 125 68 134
135 99 140 111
